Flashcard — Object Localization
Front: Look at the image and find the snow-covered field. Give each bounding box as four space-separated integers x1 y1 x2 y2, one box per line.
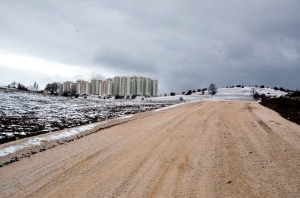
0 87 286 144
0 90 176 144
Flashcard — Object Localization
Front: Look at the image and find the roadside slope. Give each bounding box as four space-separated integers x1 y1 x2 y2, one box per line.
0 101 299 198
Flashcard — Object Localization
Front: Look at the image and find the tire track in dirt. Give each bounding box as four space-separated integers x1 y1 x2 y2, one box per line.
214 105 256 197
110 104 208 197
117 102 216 198
243 102 300 197
172 103 218 198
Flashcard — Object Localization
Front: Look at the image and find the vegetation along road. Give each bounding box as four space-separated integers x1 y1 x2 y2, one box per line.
1 101 300 197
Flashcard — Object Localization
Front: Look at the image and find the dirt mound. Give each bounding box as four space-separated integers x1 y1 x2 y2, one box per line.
260 98 300 125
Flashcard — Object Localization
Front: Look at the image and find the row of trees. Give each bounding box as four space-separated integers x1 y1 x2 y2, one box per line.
8 81 39 92
168 83 218 97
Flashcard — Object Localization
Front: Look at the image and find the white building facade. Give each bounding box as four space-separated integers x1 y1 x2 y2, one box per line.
48 76 157 97
76 80 89 95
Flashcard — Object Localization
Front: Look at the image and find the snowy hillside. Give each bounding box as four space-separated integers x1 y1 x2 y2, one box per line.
145 87 287 102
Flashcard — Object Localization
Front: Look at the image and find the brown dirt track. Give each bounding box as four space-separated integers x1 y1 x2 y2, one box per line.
0 101 300 198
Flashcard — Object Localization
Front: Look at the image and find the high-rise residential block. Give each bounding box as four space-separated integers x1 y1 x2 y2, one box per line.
47 75 158 97
63 81 73 93
91 79 100 95
151 79 158 96
99 80 115 96
76 80 89 95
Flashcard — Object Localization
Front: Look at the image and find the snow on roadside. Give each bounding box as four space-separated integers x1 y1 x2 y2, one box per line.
116 115 134 120
0 123 99 157
154 100 202 112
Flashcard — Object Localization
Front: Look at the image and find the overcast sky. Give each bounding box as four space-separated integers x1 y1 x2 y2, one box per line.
0 0 299 94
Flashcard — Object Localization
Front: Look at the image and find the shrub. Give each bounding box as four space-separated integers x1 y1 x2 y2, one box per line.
290 91 300 97
260 94 266 101
17 83 28 91
185 90 192 95
115 95 124 99
253 91 260 100
62 91 69 97
170 92 176 96
261 85 265 88
280 87 285 92
131 95 137 99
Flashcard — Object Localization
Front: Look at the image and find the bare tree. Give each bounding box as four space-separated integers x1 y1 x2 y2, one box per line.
208 83 217 96
252 88 260 100
11 81 17 88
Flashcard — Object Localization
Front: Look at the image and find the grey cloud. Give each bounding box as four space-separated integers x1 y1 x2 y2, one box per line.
1 0 300 93
90 74 106 81
93 49 158 74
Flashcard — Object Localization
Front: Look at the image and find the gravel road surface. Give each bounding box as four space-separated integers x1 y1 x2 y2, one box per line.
0 101 300 198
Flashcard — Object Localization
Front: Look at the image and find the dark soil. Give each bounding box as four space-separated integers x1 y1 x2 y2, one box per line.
260 98 300 125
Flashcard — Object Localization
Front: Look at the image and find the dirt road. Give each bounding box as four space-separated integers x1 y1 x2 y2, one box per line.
1 101 300 198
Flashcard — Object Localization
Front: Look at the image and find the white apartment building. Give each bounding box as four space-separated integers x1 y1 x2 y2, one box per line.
143 77 151 96
88 83 92 95
129 76 143 96
63 81 73 93
113 76 130 96
91 79 100 95
113 76 121 95
99 81 115 96
121 76 130 96
115 76 158 96
71 83 77 94
51 76 157 97
151 79 158 96
76 80 89 95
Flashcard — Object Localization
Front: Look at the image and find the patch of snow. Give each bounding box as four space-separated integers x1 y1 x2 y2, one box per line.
154 102 186 112
0 123 99 157
116 115 134 120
